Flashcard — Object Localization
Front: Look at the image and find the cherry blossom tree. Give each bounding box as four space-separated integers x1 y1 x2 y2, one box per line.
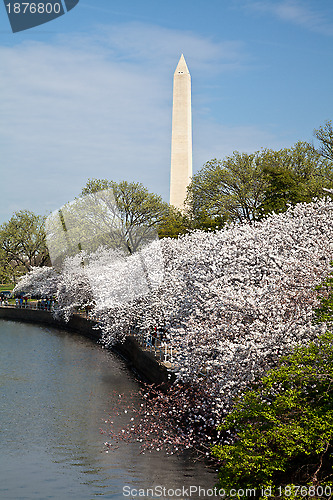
96 199 333 453
53 252 95 321
97 200 332 386
14 198 333 454
13 266 60 298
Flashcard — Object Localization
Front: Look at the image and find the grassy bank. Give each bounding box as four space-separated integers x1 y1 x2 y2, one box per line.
0 284 14 292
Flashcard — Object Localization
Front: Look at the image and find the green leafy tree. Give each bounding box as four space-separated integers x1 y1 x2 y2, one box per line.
314 120 333 162
76 179 170 253
81 179 169 229
188 143 333 226
259 142 333 216
212 332 333 497
313 263 333 326
0 247 13 284
157 206 190 238
0 210 49 283
46 179 170 269
187 151 269 225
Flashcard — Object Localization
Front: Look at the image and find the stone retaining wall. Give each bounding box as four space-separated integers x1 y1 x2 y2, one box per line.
0 307 172 385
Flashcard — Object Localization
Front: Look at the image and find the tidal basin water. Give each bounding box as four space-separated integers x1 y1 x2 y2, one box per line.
0 320 216 499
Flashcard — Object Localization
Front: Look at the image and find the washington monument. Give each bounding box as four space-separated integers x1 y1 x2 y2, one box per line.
170 54 193 209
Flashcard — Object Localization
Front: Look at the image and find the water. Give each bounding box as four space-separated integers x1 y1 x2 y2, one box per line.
0 320 216 499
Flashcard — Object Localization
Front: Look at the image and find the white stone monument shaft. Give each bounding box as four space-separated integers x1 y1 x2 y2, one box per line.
170 54 193 209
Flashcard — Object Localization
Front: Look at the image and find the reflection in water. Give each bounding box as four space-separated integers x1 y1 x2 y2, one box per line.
0 320 216 499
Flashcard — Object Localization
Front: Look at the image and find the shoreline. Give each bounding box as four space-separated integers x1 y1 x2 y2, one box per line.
0 306 173 385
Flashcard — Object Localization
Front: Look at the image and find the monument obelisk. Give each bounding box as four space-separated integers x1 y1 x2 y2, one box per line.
170 54 192 210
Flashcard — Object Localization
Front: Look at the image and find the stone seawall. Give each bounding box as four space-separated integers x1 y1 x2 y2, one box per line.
0 307 172 385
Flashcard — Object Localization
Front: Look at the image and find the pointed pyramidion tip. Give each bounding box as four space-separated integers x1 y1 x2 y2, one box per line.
175 54 190 75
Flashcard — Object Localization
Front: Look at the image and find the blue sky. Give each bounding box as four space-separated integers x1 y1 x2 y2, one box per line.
1 0 333 223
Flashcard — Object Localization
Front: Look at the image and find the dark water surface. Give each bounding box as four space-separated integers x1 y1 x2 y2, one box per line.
0 320 216 499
